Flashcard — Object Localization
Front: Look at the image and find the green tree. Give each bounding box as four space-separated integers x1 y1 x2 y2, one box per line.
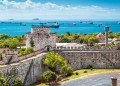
24 47 34 54
75 37 84 44
41 71 56 84
18 47 34 56
66 32 70 36
5 38 20 49
0 34 12 40
12 78 23 86
30 39 34 47
88 37 99 45
111 41 115 47
43 52 66 72
59 37 71 43
0 53 2 60
0 43 5 48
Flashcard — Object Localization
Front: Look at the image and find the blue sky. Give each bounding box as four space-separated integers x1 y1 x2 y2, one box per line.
0 0 120 20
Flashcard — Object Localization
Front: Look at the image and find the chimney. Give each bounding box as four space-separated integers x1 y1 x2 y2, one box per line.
111 78 117 86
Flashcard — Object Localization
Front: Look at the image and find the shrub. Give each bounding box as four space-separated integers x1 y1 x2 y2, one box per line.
41 71 56 84
60 65 73 76
18 47 34 56
83 71 87 73
24 47 34 54
75 72 79 75
30 39 34 47
12 78 23 86
87 65 93 69
0 53 2 60
66 67 73 76
91 68 93 71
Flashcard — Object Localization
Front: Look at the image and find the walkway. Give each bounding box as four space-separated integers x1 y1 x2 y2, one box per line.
60 72 120 86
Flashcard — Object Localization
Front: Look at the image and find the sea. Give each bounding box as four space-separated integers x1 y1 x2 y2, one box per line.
0 20 120 37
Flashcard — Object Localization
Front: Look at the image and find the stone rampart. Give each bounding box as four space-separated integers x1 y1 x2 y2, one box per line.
0 53 48 86
55 50 120 70
18 48 43 61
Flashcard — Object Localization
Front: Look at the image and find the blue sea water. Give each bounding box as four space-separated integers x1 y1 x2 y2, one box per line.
0 20 120 37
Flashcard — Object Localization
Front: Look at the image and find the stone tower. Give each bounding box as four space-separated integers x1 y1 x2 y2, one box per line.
104 26 109 45
26 25 56 51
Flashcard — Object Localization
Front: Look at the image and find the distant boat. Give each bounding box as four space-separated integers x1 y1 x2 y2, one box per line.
117 22 120 24
68 23 76 25
1 22 11 23
40 22 47 25
20 24 26 26
15 22 22 24
33 18 39 20
80 20 82 23
95 24 103 27
48 22 56 23
50 23 59 28
86 21 93 24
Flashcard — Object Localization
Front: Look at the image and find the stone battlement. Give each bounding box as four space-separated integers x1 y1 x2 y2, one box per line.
31 25 50 34
31 25 50 28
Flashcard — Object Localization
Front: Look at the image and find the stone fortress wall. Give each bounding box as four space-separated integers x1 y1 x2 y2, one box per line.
0 53 48 86
1 50 120 85
55 50 120 70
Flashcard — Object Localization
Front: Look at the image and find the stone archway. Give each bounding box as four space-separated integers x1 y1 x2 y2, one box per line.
45 45 52 51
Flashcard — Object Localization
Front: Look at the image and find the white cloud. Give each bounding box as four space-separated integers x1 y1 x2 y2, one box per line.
0 0 120 20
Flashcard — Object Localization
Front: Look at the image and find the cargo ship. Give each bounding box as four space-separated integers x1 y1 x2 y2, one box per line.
50 23 59 28
86 21 93 24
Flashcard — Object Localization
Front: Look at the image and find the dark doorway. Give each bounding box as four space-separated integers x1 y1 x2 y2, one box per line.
47 47 50 51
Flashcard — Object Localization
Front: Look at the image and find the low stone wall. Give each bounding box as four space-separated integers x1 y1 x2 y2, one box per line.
18 49 43 61
55 50 120 70
54 47 114 51
0 53 48 86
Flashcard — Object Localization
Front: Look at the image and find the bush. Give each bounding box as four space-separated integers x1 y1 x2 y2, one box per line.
60 65 73 76
83 71 87 73
0 53 2 60
30 40 34 47
91 68 93 71
87 65 93 69
75 72 79 75
12 78 23 86
41 71 56 84
66 67 73 76
18 47 34 56
24 47 34 54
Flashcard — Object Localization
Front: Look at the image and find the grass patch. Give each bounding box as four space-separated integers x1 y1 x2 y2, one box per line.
65 69 120 80
31 69 120 86
30 83 60 86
